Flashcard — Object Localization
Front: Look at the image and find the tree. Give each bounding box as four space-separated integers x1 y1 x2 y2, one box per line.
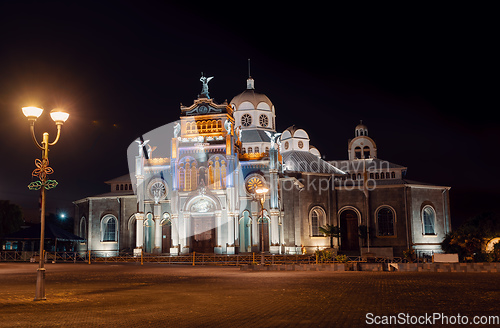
441 212 500 261
358 225 373 246
319 224 340 249
0 200 24 237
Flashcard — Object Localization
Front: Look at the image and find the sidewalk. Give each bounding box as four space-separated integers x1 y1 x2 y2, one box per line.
0 263 499 327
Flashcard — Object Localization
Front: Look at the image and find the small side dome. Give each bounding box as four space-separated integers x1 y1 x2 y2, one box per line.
281 126 310 152
282 126 309 140
309 146 321 158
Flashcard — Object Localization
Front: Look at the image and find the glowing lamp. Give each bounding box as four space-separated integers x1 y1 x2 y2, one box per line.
22 106 44 120
255 187 269 195
50 109 69 123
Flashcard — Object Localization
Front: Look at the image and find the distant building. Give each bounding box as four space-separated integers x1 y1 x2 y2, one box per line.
74 76 451 258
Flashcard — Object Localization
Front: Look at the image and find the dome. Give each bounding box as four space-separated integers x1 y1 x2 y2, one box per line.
355 120 368 137
282 126 309 140
355 122 367 131
230 79 273 112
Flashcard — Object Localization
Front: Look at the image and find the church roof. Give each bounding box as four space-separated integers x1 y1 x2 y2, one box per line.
241 129 272 143
337 178 449 189
328 158 406 172
92 191 135 197
282 151 346 175
104 174 131 184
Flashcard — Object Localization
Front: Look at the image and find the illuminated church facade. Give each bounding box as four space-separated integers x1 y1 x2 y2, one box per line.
74 76 451 258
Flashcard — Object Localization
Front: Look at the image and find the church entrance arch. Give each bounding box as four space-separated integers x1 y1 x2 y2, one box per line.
339 208 360 251
127 215 137 252
161 213 172 254
185 195 220 254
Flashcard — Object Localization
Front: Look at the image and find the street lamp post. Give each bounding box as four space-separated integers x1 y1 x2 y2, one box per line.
22 106 69 301
255 187 269 265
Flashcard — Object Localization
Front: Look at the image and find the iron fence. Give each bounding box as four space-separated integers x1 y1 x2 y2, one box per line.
0 250 405 265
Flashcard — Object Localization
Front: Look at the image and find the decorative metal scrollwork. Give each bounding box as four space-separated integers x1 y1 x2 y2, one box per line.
28 158 58 190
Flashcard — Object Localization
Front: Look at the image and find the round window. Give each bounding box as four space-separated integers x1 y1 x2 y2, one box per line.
298 141 303 149
241 114 252 127
284 141 289 150
245 175 265 194
259 114 268 127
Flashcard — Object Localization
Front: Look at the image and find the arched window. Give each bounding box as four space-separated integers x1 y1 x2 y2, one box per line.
391 172 396 179
125 184 128 190
265 147 269 153
375 173 380 179
239 211 252 253
115 185 119 191
80 217 86 239
352 173 356 180
208 156 226 189
120 184 124 190
309 206 326 237
363 146 370 159
248 147 253 153
129 184 132 190
179 163 185 190
422 206 436 235
354 147 361 159
380 172 384 179
255 147 259 153
357 173 361 180
377 207 395 236
101 215 118 242
370 173 374 179
242 147 246 154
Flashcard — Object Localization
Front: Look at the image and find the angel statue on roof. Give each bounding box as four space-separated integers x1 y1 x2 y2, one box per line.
200 73 214 98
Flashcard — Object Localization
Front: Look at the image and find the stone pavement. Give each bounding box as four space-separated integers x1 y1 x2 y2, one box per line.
0 263 499 327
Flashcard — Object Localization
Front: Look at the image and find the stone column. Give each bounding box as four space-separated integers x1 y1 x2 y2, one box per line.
215 211 222 254
171 214 179 255
153 205 161 253
270 209 280 254
134 213 144 256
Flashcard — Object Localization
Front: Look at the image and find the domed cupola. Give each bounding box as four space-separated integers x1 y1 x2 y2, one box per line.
281 126 310 153
348 120 377 160
230 77 276 131
355 120 369 137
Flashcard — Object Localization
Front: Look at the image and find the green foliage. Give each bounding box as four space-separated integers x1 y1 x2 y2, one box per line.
358 225 368 239
315 249 334 262
403 248 415 262
335 254 349 263
319 224 340 248
441 212 500 262
0 200 24 237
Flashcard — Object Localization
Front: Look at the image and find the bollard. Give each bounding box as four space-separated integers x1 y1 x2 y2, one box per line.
193 251 196 266
253 252 255 265
316 252 318 265
88 250 91 265
141 249 143 266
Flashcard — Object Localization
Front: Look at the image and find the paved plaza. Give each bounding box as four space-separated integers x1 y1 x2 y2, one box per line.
0 263 499 327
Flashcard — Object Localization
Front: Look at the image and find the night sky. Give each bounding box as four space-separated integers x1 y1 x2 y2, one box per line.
0 2 497 228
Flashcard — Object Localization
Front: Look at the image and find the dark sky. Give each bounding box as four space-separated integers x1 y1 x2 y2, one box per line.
0 1 497 227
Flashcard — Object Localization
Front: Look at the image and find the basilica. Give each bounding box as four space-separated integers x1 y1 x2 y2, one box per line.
74 75 451 259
